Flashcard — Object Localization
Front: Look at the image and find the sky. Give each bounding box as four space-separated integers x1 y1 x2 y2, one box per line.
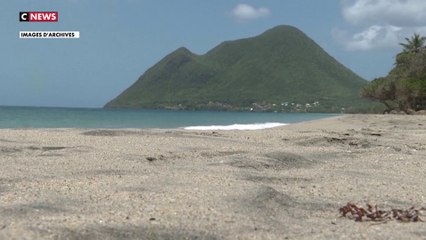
1 0 426 108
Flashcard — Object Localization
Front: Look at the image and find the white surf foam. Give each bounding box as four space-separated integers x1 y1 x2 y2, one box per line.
183 122 287 131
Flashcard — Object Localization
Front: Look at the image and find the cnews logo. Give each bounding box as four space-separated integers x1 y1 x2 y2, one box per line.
20 12 58 22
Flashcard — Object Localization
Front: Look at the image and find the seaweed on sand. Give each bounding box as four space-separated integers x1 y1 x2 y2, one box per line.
339 203 425 222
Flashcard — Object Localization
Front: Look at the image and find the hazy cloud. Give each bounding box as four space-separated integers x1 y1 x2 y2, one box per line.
337 0 426 51
232 4 270 22
333 25 402 51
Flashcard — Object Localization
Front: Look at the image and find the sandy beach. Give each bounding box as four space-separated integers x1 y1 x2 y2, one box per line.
0 114 425 239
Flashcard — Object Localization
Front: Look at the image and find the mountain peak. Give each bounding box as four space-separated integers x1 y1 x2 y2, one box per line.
264 25 300 33
105 25 369 112
173 47 192 55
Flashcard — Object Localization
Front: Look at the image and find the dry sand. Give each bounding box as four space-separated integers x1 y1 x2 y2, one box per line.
0 114 425 239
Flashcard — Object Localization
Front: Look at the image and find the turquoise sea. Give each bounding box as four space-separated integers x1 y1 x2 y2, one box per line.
0 106 339 129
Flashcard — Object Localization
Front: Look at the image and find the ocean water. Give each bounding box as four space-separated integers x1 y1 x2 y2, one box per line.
0 106 339 130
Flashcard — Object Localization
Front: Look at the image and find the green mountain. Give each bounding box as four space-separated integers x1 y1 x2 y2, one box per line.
105 25 370 112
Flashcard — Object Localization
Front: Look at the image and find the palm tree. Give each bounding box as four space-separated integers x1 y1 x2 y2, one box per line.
399 33 426 53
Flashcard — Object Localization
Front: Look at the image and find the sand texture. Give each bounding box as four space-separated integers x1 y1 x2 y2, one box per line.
0 114 425 239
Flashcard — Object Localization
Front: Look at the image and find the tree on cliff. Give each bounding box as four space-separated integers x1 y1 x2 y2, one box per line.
362 34 426 113
399 33 426 53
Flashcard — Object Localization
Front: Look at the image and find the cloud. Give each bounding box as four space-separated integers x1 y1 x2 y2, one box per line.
343 0 426 27
333 25 402 51
231 4 270 22
336 0 426 51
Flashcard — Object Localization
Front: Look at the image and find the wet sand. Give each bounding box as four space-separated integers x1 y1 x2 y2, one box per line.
0 114 425 239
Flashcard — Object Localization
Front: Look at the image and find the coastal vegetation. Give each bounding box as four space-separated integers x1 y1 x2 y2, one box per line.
362 34 426 113
106 25 372 113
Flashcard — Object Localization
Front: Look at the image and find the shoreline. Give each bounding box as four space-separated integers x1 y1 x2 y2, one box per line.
0 114 342 131
0 106 339 129
0 114 425 239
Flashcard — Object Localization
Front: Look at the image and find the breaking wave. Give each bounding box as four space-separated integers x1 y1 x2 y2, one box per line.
183 122 287 131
